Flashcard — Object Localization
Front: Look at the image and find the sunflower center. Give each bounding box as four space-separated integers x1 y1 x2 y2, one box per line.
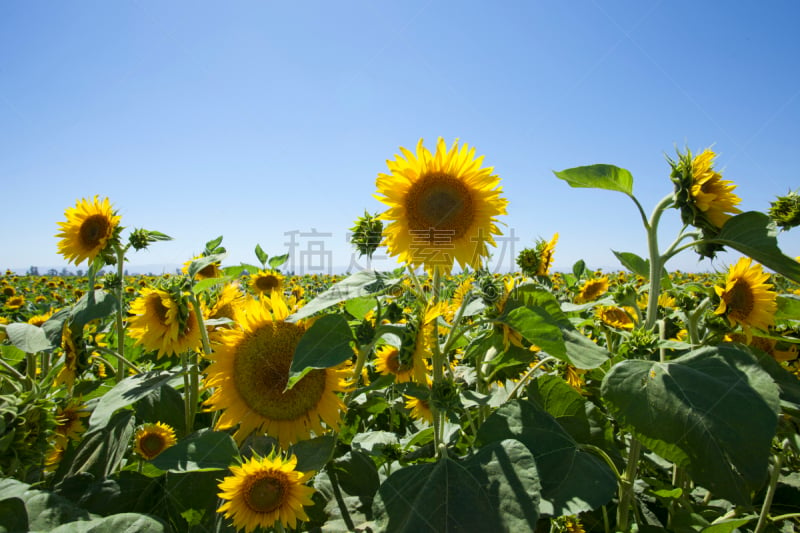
255 275 281 292
245 473 286 513
79 214 111 248
405 173 474 241
233 322 328 420
727 279 754 319
140 433 166 456
146 295 170 324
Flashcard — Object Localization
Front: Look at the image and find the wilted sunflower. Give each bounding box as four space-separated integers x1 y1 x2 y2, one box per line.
217 453 315 532
203 293 350 447
250 270 284 296
55 196 121 265
714 257 777 338
133 422 177 460
575 276 609 304
127 287 202 357
375 138 508 272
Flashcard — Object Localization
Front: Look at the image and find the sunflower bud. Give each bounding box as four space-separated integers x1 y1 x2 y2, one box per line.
768 191 800 230
516 248 540 278
349 211 384 259
430 377 461 415
129 228 172 251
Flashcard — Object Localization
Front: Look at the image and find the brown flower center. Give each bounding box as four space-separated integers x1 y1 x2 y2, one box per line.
727 279 754 319
79 214 111 248
405 173 474 243
140 433 166 456
255 274 281 292
245 473 286 513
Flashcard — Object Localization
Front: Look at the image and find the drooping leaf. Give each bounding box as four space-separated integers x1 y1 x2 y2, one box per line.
5 323 52 353
288 270 400 322
188 252 227 280
55 410 135 482
150 429 238 472
710 211 800 282
287 314 354 389
344 296 377 320
502 306 566 358
476 399 616 516
553 164 634 195
601 343 780 504
87 370 183 431
48 513 170 533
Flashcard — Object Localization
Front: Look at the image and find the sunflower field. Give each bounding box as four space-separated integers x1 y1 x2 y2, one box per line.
1 140 800 533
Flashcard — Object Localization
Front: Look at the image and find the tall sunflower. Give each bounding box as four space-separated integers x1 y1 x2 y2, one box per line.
203 293 350 447
715 257 777 338
55 196 121 265
375 138 508 272
217 453 315 532
133 422 178 460
127 287 202 357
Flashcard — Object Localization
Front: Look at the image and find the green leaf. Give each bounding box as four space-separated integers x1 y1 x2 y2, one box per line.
572 259 586 279
191 276 226 294
289 436 336 473
344 296 377 320
287 314 354 389
527 374 592 443
0 497 28 533
163 470 221 531
351 431 400 457
710 211 800 282
502 306 566 358
613 250 650 278
288 270 400 322
332 450 380 499
188 252 227 279
48 513 170 532
268 253 289 269
601 344 780 504
204 235 224 254
701 516 757 533
476 399 616 516
150 429 238 472
374 440 541 532
54 471 164 518
134 384 186 436
68 289 117 329
254 244 268 265
776 294 800 320
5 323 52 353
87 370 183 431
554 164 634 195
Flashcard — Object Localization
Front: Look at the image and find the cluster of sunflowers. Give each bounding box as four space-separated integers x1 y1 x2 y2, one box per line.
1 138 799 533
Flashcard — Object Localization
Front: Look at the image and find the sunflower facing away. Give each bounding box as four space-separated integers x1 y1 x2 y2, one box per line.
127 287 202 358
375 138 508 272
55 196 121 265
133 422 178 460
217 453 315 532
575 276 609 304
203 293 350 447
715 257 777 338
688 150 742 228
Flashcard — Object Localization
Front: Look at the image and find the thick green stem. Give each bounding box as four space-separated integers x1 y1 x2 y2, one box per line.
617 436 642 532
430 267 445 458
754 452 783 533
186 292 213 434
115 245 127 383
507 356 554 400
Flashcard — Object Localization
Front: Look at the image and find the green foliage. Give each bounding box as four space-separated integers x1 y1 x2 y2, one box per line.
553 164 634 195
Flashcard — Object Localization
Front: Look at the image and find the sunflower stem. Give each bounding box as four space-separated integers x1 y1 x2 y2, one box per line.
0 357 25 381
617 435 642 532
430 267 446 459
187 291 213 434
94 347 142 374
327 465 356 531
507 355 553 400
754 451 783 533
114 244 128 384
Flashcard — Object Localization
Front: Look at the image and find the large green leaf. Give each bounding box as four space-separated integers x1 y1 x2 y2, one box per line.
601 344 780 504
289 436 336 473
5 323 52 353
613 250 650 278
288 270 400 322
553 164 634 195
710 211 800 282
87 370 183 431
133 384 186 437
150 429 238 472
188 252 227 280
287 314 354 389
331 450 380 499
48 513 170 532
476 400 616 516
54 471 164 518
502 306 566 358
374 439 540 532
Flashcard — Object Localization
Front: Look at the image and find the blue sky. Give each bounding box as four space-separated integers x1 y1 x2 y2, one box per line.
1 1 798 275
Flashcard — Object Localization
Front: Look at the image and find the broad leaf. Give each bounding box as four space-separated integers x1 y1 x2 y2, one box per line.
288 314 354 389
150 429 238 472
54 410 135 482
48 513 170 532
601 344 780 504
502 306 565 358
288 270 400 321
188 252 227 279
88 370 183 431
5 323 52 353
289 436 336 473
613 250 650 278
476 400 616 516
554 164 634 195
711 211 800 282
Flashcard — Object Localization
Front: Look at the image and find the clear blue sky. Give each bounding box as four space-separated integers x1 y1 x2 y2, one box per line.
1 1 798 275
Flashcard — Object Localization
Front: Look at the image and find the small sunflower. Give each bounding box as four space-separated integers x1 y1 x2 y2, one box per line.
375 138 508 272
182 255 223 280
55 322 82 389
217 453 315 532
517 233 559 277
596 305 636 330
54 401 89 442
714 257 777 338
203 293 350 447
127 287 202 357
55 196 121 265
374 345 414 383
575 276 609 304
250 270 284 296
404 395 434 424
133 422 178 460
5 295 25 309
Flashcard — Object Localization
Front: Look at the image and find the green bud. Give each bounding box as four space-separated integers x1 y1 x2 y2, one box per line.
350 211 384 259
768 191 800 230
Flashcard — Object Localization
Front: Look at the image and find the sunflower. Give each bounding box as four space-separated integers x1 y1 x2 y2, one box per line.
54 401 89 442
55 196 121 266
715 258 777 338
5 295 25 309
206 282 246 323
2 286 15 297
596 306 636 330
517 233 559 277
575 276 609 304
404 395 434 424
250 270 284 296
27 309 55 327
375 137 508 272
127 287 202 357
374 344 415 383
133 422 178 460
55 322 80 389
203 293 350 447
217 453 315 532
182 255 223 280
